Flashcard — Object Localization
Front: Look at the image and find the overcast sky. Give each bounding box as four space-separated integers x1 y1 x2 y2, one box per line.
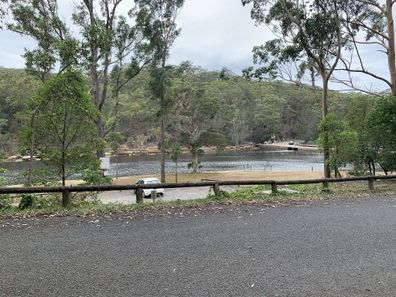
0 0 390 92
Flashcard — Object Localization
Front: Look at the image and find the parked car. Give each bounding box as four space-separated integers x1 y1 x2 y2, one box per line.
135 178 164 198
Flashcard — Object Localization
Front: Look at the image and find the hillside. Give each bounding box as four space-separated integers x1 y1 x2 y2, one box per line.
0 66 362 155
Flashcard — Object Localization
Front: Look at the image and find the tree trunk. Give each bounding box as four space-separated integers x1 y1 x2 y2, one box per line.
175 159 178 183
159 54 167 183
160 118 166 183
191 149 199 173
386 0 396 96
321 73 331 179
28 111 36 187
96 115 105 158
85 0 104 158
61 150 66 187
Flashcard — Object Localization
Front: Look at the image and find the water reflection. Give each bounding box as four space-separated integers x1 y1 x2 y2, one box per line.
1 150 324 184
108 151 324 177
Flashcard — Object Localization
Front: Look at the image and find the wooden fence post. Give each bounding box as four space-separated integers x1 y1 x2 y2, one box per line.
368 178 375 190
271 182 278 194
62 190 71 208
213 183 221 196
136 188 144 204
151 190 157 202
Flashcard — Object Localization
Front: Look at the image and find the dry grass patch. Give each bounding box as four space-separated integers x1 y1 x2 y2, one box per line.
111 170 323 185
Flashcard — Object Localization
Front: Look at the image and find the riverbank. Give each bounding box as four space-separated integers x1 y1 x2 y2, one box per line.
107 170 323 186
1 142 319 163
110 142 319 157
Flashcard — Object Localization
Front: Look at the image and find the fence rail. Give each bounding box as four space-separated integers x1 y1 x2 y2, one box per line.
1 175 396 207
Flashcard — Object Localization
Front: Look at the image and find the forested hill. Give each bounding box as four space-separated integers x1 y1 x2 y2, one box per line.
0 66 364 154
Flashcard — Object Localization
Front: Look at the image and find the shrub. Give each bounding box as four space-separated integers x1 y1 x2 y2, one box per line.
34 195 58 209
0 197 12 210
81 168 112 185
18 194 37 210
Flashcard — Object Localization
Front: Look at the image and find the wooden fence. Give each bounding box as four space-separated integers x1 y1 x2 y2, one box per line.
0 175 395 207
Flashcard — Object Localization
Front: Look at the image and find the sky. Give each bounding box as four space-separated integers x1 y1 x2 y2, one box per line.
0 0 390 92
0 0 269 72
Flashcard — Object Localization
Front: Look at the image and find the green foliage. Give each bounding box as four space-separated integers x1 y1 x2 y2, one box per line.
170 65 226 172
18 168 59 187
134 0 185 113
80 162 112 186
169 142 182 163
21 70 98 185
241 0 350 83
366 96 396 173
0 68 41 153
8 0 77 81
0 66 341 155
0 167 7 186
107 131 125 155
317 114 359 177
0 197 12 210
72 196 101 208
18 194 36 210
34 195 58 209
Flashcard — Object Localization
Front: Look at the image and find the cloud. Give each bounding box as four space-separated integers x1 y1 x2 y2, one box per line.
0 30 35 68
169 0 271 72
0 0 390 92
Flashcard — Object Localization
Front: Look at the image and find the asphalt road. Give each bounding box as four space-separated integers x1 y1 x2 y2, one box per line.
1 196 396 297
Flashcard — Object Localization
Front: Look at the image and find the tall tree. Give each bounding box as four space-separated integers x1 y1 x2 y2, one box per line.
171 66 224 173
333 0 396 95
9 0 152 157
317 114 359 178
9 0 78 82
134 0 184 183
22 70 98 190
73 0 152 157
242 0 349 178
0 0 10 29
366 96 396 174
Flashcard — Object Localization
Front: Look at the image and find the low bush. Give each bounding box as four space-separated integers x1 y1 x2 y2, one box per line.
0 197 12 210
19 194 37 209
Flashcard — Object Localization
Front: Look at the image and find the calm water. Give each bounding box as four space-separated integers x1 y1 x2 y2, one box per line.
0 150 323 184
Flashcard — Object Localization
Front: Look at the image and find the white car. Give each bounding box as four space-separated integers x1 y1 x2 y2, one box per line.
135 178 164 198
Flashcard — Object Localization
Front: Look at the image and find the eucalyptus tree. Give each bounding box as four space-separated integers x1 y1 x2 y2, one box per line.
334 0 396 95
108 15 153 138
0 0 10 29
8 0 78 82
9 0 153 157
73 0 153 157
134 0 184 183
171 65 225 174
242 0 351 178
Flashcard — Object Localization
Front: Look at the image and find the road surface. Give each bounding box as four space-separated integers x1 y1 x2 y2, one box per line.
1 196 396 296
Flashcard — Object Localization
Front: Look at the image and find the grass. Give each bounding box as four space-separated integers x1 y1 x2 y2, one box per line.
1 179 395 220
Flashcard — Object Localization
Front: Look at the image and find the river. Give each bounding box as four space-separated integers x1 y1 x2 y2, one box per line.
0 149 323 184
